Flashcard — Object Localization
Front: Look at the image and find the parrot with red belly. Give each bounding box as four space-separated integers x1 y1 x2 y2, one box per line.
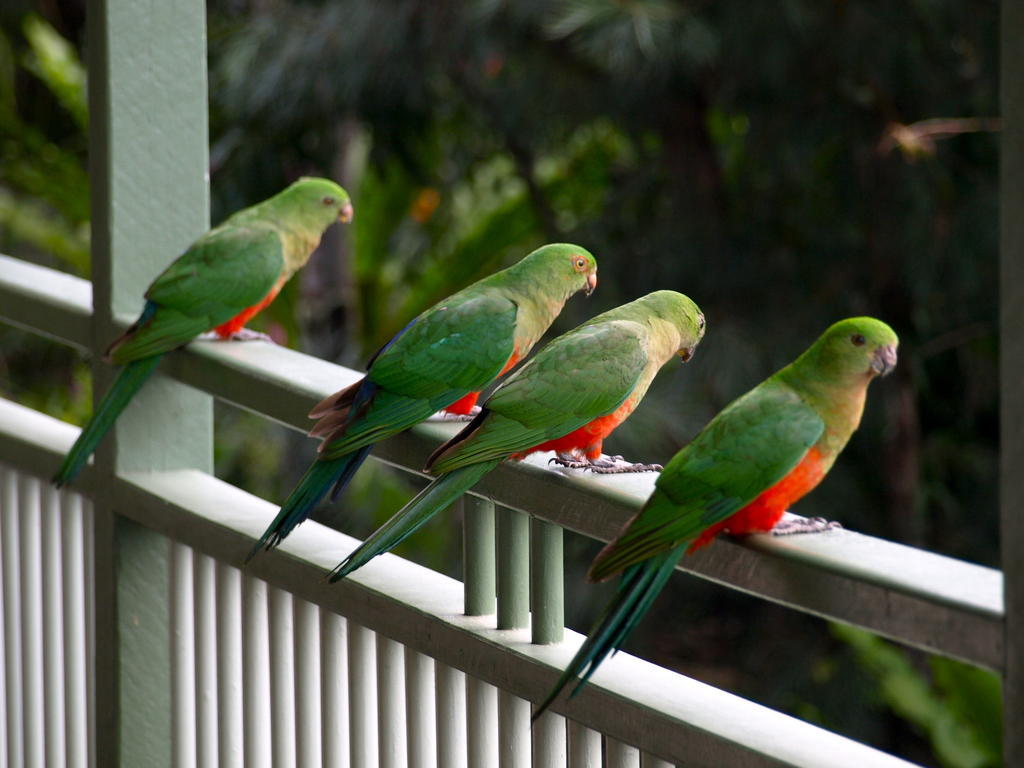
53 177 353 487
246 243 599 560
326 290 706 583
533 317 898 719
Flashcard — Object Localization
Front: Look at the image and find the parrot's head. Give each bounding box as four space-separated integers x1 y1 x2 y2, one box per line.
630 290 706 363
281 177 354 231
518 243 598 299
811 317 899 382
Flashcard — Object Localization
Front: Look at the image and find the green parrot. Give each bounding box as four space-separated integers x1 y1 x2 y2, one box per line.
533 317 898 719
53 177 353 487
326 290 706 583
247 243 599 561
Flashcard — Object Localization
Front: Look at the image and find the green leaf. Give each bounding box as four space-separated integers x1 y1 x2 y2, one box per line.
831 624 1000 768
21 15 88 133
930 656 1002 760
0 188 89 274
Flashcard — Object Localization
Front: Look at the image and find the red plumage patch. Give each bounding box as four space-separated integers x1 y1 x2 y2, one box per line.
687 446 827 553
513 396 640 461
213 285 282 338
444 392 481 416
443 349 522 416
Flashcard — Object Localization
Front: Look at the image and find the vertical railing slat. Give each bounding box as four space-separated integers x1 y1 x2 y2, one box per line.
42 486 67 768
641 753 673 768
495 505 529 766
243 577 272 768
497 691 530 768
294 599 322 768
83 499 95 768
41 487 66 768
568 720 601 768
531 710 566 768
217 564 243 768
529 518 563 645
347 623 378 767
320 611 349 768
434 663 466 768
496 506 529 631
466 677 497 768
20 475 44 768
463 496 495 617
376 635 408 768
404 649 436 768
0 466 13 768
606 737 640 768
170 543 195 768
62 491 89 768
269 587 297 768
194 554 219 768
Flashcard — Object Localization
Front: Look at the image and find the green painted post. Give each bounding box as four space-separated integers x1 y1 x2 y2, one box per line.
1002 0 1024 761
496 506 529 630
87 0 212 765
529 517 563 644
463 495 496 616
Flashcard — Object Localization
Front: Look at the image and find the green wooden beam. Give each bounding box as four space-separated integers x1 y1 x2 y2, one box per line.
86 0 212 765
497 506 530 630
464 495 497 616
1001 0 1024 761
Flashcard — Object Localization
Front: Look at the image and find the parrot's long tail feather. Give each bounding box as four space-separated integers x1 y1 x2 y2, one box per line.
52 355 164 488
531 544 686 722
247 446 373 564
330 445 373 501
328 459 501 582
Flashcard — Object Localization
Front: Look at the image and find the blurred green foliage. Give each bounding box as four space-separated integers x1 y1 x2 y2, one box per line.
832 624 1001 768
0 14 88 274
0 1 1001 764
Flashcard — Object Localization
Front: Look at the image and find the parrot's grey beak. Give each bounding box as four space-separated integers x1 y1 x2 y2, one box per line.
870 344 898 376
678 346 695 363
585 273 598 297
339 202 354 223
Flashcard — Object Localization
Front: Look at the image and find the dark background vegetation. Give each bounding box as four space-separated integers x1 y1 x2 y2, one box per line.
0 1 1003 764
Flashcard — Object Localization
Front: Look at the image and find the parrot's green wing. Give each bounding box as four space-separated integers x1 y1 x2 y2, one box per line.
590 381 824 580
313 291 520 458
430 320 649 472
367 290 519 399
108 225 285 363
145 225 285 318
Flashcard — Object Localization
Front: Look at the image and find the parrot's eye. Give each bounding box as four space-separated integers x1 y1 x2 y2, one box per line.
572 256 588 270
698 314 706 331
851 334 866 346
321 196 336 206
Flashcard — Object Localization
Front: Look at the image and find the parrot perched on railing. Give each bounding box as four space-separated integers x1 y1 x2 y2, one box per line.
53 177 353 488
533 317 898 720
247 243 599 561
326 290 706 583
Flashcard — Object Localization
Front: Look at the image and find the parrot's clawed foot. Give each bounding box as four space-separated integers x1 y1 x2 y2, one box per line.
586 454 663 474
771 515 842 537
549 453 662 474
548 453 593 470
197 328 275 343
427 406 482 423
228 327 276 343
